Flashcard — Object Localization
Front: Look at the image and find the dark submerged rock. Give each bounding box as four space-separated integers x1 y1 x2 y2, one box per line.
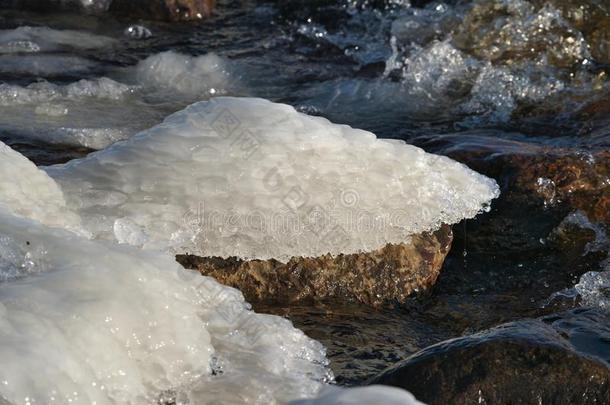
177 225 452 308
1 0 216 20
109 0 215 21
370 308 610 405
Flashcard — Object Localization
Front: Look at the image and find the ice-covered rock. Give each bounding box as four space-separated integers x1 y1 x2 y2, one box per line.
46 97 499 260
177 225 453 307
0 206 330 404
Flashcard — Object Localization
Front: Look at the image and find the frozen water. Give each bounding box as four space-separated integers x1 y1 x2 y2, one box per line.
134 51 236 101
575 263 610 310
0 141 81 232
0 26 114 77
0 206 330 404
0 78 132 106
0 26 115 53
0 54 97 76
0 51 237 149
289 385 424 405
46 97 500 260
0 78 153 149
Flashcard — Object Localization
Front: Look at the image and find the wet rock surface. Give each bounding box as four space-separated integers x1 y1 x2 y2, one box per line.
414 133 610 229
177 225 452 307
370 308 610 405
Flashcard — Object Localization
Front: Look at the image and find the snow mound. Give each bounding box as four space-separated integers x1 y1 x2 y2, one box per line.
0 206 330 404
47 97 500 260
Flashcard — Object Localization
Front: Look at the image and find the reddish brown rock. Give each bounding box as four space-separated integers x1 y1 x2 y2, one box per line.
419 135 610 226
177 224 452 308
109 0 215 21
507 151 610 225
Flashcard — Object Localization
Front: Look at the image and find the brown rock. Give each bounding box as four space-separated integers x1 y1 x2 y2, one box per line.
177 224 452 307
370 308 610 405
418 135 610 226
507 151 610 225
109 0 215 21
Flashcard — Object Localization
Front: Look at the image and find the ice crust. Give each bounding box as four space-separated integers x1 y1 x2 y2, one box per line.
0 208 330 404
45 97 499 260
0 141 81 232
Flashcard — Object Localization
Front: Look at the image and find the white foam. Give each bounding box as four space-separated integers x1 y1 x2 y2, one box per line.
0 26 115 54
0 141 81 232
0 205 330 404
289 385 425 405
46 97 499 260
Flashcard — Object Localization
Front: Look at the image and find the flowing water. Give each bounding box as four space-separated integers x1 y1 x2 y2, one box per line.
0 0 609 402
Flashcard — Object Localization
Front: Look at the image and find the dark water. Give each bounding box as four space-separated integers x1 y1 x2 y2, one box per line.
1 0 609 386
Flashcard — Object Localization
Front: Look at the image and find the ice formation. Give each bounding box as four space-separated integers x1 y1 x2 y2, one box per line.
0 50 236 149
0 26 115 53
289 385 424 405
0 54 98 76
0 204 329 404
0 78 153 149
0 141 81 232
134 51 235 101
46 97 499 260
